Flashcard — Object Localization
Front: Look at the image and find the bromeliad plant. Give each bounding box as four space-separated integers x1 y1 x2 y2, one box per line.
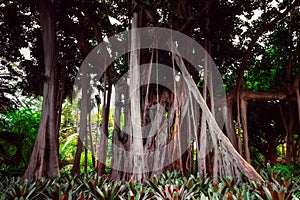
0 170 299 199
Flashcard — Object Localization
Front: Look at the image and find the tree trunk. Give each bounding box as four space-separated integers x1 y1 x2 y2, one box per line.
279 101 296 165
110 82 123 180
129 11 145 181
97 77 112 175
293 73 300 124
23 0 60 179
241 99 250 163
88 113 96 169
222 105 238 149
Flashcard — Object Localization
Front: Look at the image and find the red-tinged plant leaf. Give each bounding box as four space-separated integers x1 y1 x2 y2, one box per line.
15 186 21 197
277 190 285 200
167 185 172 195
272 172 278 180
56 184 60 194
224 178 232 188
287 182 295 191
187 179 193 188
213 183 218 191
221 186 226 195
90 180 97 187
79 191 85 200
225 193 233 200
152 176 158 185
21 184 26 196
267 184 276 199
60 194 67 200
263 186 273 200
149 181 165 198
255 183 263 191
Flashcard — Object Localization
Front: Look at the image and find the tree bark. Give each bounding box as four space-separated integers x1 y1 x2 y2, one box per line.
279 101 296 165
97 76 112 175
110 82 123 180
241 99 250 163
222 105 237 149
23 0 60 179
293 73 300 124
72 62 88 175
129 10 145 181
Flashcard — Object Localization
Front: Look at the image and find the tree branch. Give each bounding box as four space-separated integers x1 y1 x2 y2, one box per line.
179 0 214 33
236 0 300 90
60 17 92 57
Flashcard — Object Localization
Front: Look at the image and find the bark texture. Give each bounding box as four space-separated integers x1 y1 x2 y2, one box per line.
23 0 60 179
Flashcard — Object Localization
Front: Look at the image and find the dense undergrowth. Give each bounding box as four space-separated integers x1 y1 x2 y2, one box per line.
0 170 300 200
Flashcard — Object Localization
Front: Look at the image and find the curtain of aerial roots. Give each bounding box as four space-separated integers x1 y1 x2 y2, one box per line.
168 42 263 182
109 39 262 181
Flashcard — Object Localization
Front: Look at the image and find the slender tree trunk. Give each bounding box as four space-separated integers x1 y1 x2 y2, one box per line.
293 73 300 123
279 101 295 165
72 61 89 175
23 0 60 179
267 139 276 166
286 109 295 165
97 77 112 175
84 132 88 173
110 83 122 180
88 113 95 169
129 11 145 181
222 105 237 149
241 99 250 163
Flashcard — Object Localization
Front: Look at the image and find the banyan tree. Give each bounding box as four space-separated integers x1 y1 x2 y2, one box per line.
73 14 263 182
17 0 299 180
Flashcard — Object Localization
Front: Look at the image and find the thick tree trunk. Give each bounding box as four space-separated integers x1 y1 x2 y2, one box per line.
23 0 60 179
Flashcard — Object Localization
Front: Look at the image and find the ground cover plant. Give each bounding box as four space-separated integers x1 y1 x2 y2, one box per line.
0 170 299 200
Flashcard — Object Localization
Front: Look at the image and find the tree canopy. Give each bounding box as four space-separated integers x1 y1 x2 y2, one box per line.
0 0 299 181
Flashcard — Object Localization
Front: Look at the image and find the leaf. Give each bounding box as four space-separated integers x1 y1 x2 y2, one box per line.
263 186 273 200
148 181 164 198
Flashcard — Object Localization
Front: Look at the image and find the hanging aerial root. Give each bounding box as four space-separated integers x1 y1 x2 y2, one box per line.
293 73 300 124
168 41 263 182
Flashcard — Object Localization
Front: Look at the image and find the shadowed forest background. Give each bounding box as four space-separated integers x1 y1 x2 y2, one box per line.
0 0 300 198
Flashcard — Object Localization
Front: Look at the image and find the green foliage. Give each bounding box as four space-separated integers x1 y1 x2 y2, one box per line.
245 68 279 92
0 107 40 137
58 100 78 174
0 105 40 176
265 164 300 182
0 171 300 199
